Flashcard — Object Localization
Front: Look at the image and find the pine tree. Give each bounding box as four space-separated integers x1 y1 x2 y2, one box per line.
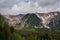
0 14 3 32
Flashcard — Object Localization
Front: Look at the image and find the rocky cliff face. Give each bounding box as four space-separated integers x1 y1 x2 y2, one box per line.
2 14 25 26
36 12 60 28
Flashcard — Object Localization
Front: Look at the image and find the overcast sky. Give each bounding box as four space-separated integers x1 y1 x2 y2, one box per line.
0 0 60 15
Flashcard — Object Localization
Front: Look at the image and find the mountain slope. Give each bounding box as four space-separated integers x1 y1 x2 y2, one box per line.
2 14 25 26
22 14 42 28
48 15 60 30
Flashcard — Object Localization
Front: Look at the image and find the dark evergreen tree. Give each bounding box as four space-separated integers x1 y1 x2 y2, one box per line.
10 26 14 33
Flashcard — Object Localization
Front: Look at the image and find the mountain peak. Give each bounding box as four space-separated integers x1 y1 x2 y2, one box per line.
22 14 42 28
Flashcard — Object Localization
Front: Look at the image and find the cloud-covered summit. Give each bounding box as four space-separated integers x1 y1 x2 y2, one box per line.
0 0 60 15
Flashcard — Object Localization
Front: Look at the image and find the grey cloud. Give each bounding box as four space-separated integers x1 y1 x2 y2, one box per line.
30 0 60 7
0 0 60 15
0 0 18 8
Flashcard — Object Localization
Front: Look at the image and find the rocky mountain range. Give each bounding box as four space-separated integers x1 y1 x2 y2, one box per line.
1 11 60 29
2 14 25 26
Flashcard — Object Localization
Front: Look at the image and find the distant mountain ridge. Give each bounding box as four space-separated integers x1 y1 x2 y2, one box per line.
1 11 60 29
2 14 25 26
